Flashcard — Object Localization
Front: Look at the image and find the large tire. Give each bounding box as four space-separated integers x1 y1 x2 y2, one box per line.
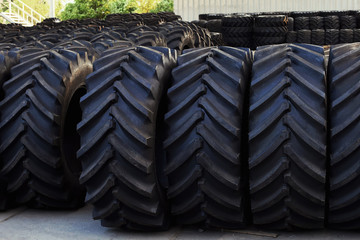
324 16 340 30
294 17 310 30
77 46 176 230
309 16 324 30
328 43 360 229
297 30 311 44
326 29 340 45
311 29 325 45
255 15 288 27
286 31 297 43
0 47 93 209
249 44 327 230
339 29 353 43
340 15 357 29
163 46 251 228
354 29 360 42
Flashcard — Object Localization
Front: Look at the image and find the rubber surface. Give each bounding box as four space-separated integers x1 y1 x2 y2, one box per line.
0 47 93 210
328 43 360 229
163 47 251 228
249 44 327 230
78 46 176 230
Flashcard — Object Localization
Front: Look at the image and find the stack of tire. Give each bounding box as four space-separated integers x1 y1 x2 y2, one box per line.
288 11 360 45
253 15 288 47
221 14 253 48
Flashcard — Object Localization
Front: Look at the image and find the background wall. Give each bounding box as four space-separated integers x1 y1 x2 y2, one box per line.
175 0 360 21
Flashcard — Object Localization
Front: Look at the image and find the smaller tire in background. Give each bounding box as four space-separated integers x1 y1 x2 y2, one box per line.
309 16 324 30
286 31 297 43
340 15 357 29
297 29 311 43
326 29 340 45
294 17 310 30
206 19 222 33
324 16 340 30
254 15 288 27
354 29 360 42
340 29 354 43
311 29 325 45
287 17 294 31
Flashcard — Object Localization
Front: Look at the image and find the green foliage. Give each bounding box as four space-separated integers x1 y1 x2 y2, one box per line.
60 0 110 20
150 0 174 13
60 0 174 20
108 0 137 14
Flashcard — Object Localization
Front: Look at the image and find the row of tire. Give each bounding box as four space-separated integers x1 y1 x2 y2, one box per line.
1 35 360 230
194 11 360 48
0 20 213 54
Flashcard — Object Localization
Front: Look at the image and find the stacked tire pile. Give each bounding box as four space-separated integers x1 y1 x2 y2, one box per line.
220 15 253 48
2 11 360 233
196 10 360 48
290 11 360 44
253 15 288 47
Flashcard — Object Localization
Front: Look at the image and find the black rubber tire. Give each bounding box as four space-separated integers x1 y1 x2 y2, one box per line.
163 46 251 228
309 16 324 30
254 15 288 27
324 16 340 30
222 15 253 28
297 30 312 44
249 43 327 230
339 29 354 43
161 27 195 52
222 27 252 37
254 36 286 47
206 19 222 33
326 29 340 45
295 17 310 30
286 31 297 43
354 29 360 42
0 47 93 210
77 46 176 230
253 27 288 37
340 15 357 29
311 29 325 45
224 36 252 48
210 33 225 46
127 31 167 47
328 43 360 229
288 17 294 31
255 15 288 27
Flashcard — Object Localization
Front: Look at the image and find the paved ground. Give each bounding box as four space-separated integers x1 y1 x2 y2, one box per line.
0 205 360 240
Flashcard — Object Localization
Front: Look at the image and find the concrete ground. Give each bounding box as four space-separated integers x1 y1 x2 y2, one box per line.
0 206 359 240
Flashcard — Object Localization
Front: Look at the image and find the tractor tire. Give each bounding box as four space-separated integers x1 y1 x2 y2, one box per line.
324 16 340 30
77 46 176 230
249 44 327 230
288 17 294 31
309 16 324 30
0 47 94 210
325 29 340 45
328 43 360 229
340 15 357 29
286 31 297 43
297 30 312 44
311 29 325 45
339 29 354 43
354 29 360 42
255 15 288 27
294 17 310 30
163 46 251 228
